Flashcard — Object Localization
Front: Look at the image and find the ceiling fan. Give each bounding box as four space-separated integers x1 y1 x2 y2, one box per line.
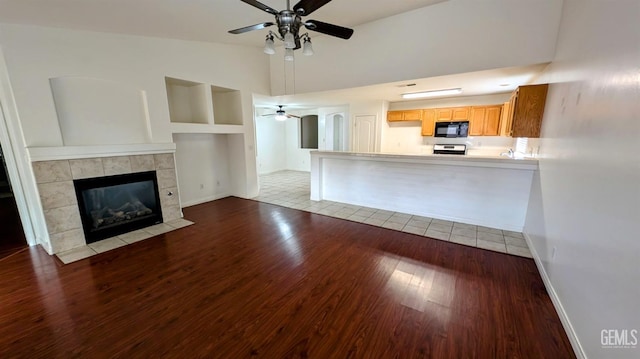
261 105 301 121
229 0 354 51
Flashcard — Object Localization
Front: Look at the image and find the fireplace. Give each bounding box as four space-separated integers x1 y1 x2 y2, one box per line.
74 171 163 244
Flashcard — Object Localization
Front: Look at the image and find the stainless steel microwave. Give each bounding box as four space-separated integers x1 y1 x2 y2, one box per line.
434 121 469 138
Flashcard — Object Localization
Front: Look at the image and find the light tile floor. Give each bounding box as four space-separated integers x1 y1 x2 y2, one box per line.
56 218 195 264
253 170 533 258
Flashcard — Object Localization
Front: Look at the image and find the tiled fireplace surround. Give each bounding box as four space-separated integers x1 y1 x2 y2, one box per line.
32 153 182 254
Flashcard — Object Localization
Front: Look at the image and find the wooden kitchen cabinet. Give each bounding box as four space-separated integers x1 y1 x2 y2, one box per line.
504 84 549 137
435 108 453 121
468 107 485 136
483 106 502 135
387 110 422 122
452 107 470 120
421 109 436 136
435 107 470 121
469 105 502 136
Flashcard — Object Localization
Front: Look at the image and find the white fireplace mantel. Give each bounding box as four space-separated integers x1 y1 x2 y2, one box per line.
27 143 176 162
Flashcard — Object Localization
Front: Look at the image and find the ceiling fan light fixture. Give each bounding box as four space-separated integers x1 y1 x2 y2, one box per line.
402 88 463 99
275 113 287 121
263 33 276 55
302 36 314 56
284 48 294 61
283 31 296 49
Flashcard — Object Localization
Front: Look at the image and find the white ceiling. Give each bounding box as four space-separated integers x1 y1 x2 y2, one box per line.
0 0 549 108
254 63 550 109
0 0 447 47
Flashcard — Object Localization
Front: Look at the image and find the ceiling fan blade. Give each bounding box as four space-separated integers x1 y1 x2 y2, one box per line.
239 0 279 15
287 114 302 119
304 20 354 39
293 0 332 16
228 22 275 34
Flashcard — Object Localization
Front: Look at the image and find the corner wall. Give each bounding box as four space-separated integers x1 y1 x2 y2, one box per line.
524 1 640 358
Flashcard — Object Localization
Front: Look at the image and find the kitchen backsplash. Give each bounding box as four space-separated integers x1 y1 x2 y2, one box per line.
381 136 540 158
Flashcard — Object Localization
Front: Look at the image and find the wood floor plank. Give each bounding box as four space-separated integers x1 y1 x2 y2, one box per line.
0 197 575 358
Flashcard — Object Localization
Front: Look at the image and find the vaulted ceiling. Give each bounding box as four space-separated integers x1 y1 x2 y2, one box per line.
0 0 447 47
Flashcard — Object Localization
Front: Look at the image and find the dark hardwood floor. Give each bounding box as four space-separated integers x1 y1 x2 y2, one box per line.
0 197 575 358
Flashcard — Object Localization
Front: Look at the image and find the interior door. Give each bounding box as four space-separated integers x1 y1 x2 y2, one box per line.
353 115 376 153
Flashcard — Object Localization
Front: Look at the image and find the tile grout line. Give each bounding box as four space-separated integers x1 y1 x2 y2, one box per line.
256 170 532 259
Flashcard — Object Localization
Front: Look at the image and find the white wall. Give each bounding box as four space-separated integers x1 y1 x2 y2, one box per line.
0 24 270 247
0 23 269 146
173 133 231 207
524 1 640 358
255 111 287 174
312 152 536 231
388 93 511 110
270 0 563 95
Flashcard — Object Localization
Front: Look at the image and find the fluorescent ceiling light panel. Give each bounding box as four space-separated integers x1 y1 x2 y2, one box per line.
402 88 462 99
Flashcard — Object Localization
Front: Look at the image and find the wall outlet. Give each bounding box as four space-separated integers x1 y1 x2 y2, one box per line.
216 180 220 186
200 184 204 189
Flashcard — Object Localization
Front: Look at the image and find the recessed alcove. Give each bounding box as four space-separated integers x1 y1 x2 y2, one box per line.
211 85 243 125
165 77 211 124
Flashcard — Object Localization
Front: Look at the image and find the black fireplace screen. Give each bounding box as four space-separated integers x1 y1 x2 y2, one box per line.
74 171 163 243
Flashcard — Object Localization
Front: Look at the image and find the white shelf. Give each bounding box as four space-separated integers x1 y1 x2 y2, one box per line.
170 123 244 134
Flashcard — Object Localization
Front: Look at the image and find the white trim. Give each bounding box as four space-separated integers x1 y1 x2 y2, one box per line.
181 193 230 208
0 47 38 247
524 232 587 359
27 143 176 161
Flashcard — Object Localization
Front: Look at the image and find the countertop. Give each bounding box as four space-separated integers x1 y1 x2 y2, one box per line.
310 151 538 170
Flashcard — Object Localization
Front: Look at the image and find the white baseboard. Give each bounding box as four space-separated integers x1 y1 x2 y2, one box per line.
524 233 587 359
181 193 230 208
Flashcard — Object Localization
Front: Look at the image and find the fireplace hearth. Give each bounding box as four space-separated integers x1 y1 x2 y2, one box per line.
74 171 163 244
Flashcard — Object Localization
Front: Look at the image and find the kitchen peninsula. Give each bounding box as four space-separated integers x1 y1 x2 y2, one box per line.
310 151 537 231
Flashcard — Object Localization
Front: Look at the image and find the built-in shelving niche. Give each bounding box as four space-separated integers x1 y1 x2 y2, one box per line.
165 77 210 124
165 77 244 129
166 77 248 204
211 85 243 126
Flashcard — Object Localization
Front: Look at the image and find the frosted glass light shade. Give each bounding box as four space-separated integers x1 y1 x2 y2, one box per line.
284 32 295 49
263 38 275 55
302 39 314 56
284 48 294 61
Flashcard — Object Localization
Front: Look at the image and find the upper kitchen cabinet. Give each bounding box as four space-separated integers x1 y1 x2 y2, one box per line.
421 109 436 136
387 110 422 122
469 105 502 136
503 84 549 138
436 107 470 122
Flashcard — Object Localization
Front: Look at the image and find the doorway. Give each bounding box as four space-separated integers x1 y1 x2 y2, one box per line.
0 144 27 259
353 115 376 153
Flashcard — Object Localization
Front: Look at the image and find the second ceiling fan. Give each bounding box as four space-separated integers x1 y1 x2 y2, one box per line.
229 0 354 50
